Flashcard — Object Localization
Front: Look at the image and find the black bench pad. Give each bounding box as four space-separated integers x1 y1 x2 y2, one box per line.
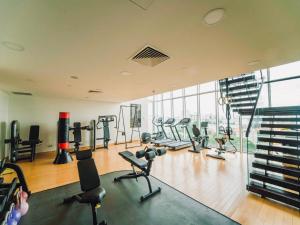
78 186 106 204
119 151 147 169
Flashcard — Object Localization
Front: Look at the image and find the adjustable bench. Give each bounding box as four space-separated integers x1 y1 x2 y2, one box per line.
114 147 166 201
63 150 107 225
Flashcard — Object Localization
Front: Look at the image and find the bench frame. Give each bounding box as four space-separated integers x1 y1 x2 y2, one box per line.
114 150 161 201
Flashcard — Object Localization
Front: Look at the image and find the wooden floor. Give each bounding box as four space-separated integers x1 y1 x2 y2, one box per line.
14 144 300 225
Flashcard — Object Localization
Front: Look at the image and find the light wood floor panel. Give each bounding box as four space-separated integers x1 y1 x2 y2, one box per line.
13 145 300 225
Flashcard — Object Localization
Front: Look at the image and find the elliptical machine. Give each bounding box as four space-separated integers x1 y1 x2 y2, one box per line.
151 117 165 140
188 122 210 153
96 115 117 149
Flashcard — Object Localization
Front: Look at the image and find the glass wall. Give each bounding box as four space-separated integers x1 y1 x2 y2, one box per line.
200 92 217 145
185 95 197 123
148 81 219 147
173 98 183 120
163 100 171 119
147 102 153 133
147 60 300 152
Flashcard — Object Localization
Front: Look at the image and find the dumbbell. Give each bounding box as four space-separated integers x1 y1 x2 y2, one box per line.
6 203 21 225
156 148 166 156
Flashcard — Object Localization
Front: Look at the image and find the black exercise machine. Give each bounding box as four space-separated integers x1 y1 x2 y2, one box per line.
69 121 96 153
96 115 117 149
114 147 166 202
63 150 107 225
189 122 210 153
206 126 237 160
4 120 41 163
0 158 31 195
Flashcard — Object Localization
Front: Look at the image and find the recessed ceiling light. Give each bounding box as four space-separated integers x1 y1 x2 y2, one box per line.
12 91 32 96
70 76 79 79
88 90 103 94
203 8 225 25
2 41 25 51
120 71 132 76
247 60 260 66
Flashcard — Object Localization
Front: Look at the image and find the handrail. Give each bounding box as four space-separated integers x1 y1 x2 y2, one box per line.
245 71 264 138
264 74 300 84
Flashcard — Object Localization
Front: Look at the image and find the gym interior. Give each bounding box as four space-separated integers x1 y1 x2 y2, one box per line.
0 1 300 225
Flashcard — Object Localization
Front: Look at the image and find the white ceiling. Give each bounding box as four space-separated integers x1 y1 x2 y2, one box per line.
1 0 300 102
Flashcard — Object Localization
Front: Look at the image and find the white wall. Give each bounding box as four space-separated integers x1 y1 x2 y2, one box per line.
0 90 9 158
7 94 150 153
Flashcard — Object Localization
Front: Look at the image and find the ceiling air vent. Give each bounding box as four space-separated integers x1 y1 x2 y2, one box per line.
132 46 169 67
88 90 102 94
12 91 32 96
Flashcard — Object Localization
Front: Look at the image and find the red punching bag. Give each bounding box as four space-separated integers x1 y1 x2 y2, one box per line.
54 112 73 164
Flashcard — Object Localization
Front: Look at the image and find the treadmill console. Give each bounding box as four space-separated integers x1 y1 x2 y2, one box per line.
164 118 175 124
179 118 191 125
153 117 163 124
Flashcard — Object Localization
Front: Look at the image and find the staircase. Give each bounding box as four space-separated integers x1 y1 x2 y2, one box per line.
219 73 262 116
247 106 300 209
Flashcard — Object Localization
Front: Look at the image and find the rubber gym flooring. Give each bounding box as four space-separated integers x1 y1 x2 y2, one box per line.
19 171 240 225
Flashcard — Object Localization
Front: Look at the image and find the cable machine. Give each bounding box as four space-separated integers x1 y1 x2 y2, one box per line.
96 115 117 149
115 104 142 149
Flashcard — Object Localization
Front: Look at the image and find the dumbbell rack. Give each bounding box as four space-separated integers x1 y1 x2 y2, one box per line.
0 159 30 224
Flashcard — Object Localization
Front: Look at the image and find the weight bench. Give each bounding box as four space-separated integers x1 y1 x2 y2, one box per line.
63 150 107 225
114 147 166 202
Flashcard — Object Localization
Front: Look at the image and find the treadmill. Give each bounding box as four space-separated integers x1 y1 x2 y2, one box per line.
166 118 193 150
152 118 177 146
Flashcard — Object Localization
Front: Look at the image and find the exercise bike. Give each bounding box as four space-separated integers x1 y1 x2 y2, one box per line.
206 126 237 160
188 122 210 153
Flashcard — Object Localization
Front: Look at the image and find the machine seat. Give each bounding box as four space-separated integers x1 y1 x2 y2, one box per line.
77 186 106 204
119 151 147 169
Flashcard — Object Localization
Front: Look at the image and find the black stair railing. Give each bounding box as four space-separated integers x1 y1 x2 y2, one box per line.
245 71 264 138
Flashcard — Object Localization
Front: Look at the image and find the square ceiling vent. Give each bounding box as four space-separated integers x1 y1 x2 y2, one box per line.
131 46 170 67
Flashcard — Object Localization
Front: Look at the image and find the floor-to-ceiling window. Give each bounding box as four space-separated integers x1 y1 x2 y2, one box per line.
163 100 171 119
148 60 300 152
200 92 217 145
269 61 300 106
173 98 183 120
150 82 219 146
185 95 198 124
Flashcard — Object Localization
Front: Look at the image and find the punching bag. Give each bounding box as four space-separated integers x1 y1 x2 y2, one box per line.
53 112 73 164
